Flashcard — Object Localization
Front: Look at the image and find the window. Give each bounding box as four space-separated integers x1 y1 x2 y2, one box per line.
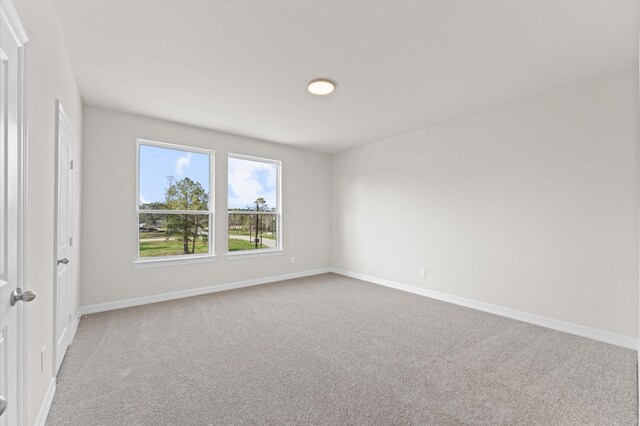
228 154 281 254
136 140 214 262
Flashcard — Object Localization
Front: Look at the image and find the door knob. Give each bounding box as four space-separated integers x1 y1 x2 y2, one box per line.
10 288 37 306
57 258 69 265
0 395 7 416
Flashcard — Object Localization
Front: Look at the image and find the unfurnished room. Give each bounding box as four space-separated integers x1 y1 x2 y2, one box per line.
0 0 639 425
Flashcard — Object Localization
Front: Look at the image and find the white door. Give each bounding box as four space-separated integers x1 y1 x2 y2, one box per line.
54 101 73 373
0 0 28 424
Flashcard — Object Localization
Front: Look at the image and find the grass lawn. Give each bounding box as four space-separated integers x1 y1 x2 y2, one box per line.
228 238 267 251
139 232 268 255
139 230 167 238
139 239 209 257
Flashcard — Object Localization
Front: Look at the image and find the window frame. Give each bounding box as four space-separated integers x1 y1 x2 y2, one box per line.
226 153 282 258
134 139 215 266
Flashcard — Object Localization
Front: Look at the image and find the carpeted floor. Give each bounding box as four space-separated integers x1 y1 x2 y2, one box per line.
46 273 637 425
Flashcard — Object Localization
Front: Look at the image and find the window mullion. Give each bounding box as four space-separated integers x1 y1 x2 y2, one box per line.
138 209 211 215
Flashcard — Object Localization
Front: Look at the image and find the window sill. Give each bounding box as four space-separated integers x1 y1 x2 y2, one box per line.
226 249 283 260
133 254 216 269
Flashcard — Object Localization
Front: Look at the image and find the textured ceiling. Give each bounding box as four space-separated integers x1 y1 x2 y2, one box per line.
52 0 638 153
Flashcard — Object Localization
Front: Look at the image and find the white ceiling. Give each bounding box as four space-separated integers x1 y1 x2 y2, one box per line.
51 0 638 154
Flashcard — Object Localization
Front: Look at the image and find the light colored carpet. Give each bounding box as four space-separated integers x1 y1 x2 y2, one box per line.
47 273 637 425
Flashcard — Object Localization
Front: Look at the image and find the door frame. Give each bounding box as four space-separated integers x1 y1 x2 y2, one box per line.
0 0 28 423
53 99 74 374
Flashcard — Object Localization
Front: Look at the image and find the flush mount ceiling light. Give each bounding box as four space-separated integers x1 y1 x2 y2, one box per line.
308 79 335 95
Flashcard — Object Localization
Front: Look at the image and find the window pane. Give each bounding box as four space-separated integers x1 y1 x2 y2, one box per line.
228 213 277 252
139 144 210 210
139 213 209 257
228 157 277 211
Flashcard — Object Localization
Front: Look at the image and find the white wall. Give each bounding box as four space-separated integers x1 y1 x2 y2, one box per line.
80 106 331 306
12 0 83 423
332 69 639 339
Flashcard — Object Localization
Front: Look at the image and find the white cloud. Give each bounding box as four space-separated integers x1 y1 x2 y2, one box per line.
228 158 277 209
175 153 192 175
139 195 150 204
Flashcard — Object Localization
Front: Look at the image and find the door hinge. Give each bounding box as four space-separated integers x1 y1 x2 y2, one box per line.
69 237 73 246
70 160 74 170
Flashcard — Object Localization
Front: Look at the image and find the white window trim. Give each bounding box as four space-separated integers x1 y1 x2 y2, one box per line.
133 254 216 269
135 139 215 266
226 249 283 260
227 153 282 257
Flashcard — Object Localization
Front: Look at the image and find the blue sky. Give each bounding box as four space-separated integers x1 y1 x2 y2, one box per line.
139 145 277 210
139 144 210 205
228 157 277 210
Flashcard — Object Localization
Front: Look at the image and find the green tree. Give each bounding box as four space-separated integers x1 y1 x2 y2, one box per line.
164 177 209 254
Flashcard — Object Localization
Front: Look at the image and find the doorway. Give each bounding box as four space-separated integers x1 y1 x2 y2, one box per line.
0 0 29 423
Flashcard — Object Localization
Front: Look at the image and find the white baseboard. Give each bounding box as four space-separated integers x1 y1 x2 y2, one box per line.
79 268 332 315
34 378 56 426
68 312 80 345
331 268 639 350
77 266 638 350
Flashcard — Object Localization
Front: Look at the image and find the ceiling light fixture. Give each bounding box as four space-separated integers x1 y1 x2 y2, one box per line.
308 79 335 95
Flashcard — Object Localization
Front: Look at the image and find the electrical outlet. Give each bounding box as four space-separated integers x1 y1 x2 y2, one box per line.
41 347 46 371
290 257 295 264
419 268 426 278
